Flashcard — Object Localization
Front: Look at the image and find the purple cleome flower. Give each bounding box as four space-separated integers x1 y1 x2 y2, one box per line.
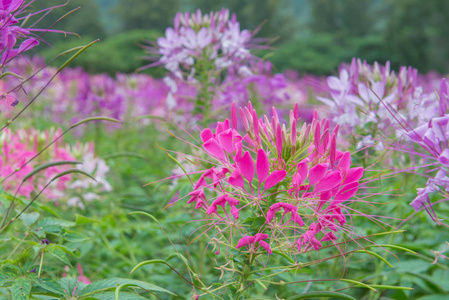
149 9 254 80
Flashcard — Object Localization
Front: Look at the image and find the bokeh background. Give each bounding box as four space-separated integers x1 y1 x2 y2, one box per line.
33 0 449 76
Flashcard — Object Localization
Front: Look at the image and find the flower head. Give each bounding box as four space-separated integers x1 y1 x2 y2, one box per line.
180 102 364 257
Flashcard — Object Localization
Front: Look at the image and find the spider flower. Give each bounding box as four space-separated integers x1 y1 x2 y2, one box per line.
406 104 449 223
0 0 68 69
318 58 440 149
0 127 111 207
0 0 73 114
146 9 256 80
183 102 364 255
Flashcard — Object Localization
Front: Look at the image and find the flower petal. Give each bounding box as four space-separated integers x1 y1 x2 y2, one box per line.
238 151 255 183
309 163 327 185
256 149 270 184
314 171 342 193
264 170 286 191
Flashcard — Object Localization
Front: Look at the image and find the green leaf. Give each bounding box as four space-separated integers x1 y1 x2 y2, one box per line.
339 279 377 292
271 250 295 264
71 116 121 129
94 291 148 300
130 259 166 274
115 283 151 300
136 114 165 121
38 217 75 228
48 168 96 184
59 277 77 297
366 244 418 255
406 272 447 294
78 278 175 297
62 231 89 243
417 295 449 300
396 260 431 274
22 161 82 182
58 39 99 71
11 278 31 300
46 246 71 266
370 285 413 290
128 211 161 226
165 253 197 276
286 291 356 299
33 278 66 296
165 153 193 184
33 202 60 218
0 273 9 286
0 71 23 80
0 235 12 242
20 212 40 227
353 249 394 268
75 214 98 225
103 152 147 161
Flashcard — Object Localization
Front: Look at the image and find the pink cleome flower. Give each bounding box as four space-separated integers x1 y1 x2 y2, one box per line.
185 102 364 254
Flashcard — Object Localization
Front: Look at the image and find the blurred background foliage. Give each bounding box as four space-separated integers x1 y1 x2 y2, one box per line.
31 0 449 75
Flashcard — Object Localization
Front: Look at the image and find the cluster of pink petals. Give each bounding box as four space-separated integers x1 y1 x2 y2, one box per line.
0 127 111 205
186 102 364 254
236 233 272 254
0 128 74 198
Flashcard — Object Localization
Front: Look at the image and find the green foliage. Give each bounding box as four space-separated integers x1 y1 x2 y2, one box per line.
111 0 181 33
270 33 386 75
384 0 449 72
188 0 297 42
41 30 164 75
31 0 106 44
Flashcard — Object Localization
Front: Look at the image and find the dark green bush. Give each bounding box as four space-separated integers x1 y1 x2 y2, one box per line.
41 30 165 76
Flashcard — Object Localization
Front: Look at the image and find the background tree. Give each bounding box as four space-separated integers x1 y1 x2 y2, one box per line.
385 0 449 73
31 0 106 45
187 0 297 42
111 0 181 33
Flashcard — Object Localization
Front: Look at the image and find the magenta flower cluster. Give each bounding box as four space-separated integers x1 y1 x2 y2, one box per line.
185 102 364 255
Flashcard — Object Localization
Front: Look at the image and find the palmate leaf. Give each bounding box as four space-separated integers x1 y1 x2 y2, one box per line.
19 212 39 227
32 278 66 296
77 278 175 298
59 277 78 297
46 246 71 266
11 278 31 300
38 217 75 228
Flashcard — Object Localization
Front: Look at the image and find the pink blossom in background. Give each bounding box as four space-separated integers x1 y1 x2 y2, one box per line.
0 127 111 207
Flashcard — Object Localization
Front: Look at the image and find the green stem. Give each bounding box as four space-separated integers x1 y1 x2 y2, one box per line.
38 251 44 278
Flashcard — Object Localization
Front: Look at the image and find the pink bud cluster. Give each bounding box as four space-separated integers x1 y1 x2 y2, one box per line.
185 102 364 255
